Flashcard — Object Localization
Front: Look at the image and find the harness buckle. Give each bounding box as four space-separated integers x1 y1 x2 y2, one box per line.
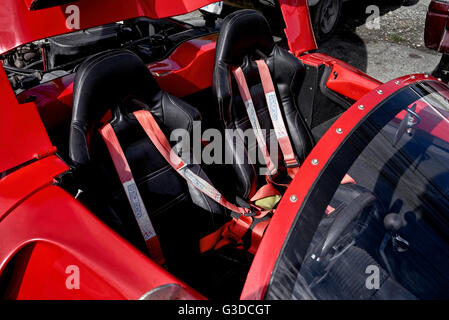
235 196 257 217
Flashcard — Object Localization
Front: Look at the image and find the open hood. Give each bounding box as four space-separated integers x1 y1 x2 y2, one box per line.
0 0 219 54
0 0 317 56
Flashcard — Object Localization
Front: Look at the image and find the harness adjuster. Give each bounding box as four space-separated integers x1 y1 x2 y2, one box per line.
243 210 257 217
284 156 301 169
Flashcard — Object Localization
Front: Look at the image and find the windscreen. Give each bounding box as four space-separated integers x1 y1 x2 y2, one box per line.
267 81 449 300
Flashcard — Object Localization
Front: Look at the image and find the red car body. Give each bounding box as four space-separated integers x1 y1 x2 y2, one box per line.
1 0 447 300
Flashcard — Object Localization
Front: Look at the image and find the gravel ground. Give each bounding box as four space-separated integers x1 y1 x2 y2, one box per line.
173 11 204 26
340 0 432 50
318 0 441 82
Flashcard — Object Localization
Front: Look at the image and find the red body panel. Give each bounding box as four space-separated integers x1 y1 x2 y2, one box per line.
300 53 382 101
425 0 449 52
0 65 56 173
241 74 434 300
0 185 204 299
0 0 218 54
16 74 75 131
279 0 317 55
149 34 218 97
4 242 126 299
22 0 34 9
0 155 68 221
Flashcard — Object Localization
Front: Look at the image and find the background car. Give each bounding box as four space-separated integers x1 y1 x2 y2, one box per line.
425 0 449 82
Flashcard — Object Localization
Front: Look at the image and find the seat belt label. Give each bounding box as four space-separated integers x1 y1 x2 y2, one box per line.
180 167 222 203
245 100 269 150
123 179 157 240
266 91 287 138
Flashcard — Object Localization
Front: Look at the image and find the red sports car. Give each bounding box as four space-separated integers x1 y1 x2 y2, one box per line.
0 0 448 300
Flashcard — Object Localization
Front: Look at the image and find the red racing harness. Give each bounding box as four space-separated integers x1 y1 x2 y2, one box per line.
99 59 355 263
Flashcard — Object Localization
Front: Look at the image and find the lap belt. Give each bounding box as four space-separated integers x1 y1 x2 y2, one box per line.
133 110 250 216
100 123 165 265
233 59 300 180
132 109 276 254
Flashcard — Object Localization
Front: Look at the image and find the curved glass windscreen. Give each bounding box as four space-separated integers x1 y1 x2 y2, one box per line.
267 81 449 300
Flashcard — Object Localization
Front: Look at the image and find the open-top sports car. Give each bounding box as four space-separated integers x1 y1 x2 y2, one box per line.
0 0 448 300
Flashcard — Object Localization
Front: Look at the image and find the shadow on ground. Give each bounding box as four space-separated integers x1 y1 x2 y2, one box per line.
317 0 421 73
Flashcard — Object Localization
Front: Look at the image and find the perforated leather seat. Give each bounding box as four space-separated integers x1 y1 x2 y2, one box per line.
213 9 315 199
69 50 225 272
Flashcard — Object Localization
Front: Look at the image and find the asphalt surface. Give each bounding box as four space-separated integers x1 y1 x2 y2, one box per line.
177 0 442 83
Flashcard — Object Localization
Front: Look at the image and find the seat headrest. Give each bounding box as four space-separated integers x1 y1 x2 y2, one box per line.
215 9 274 66
69 49 159 167
213 10 275 125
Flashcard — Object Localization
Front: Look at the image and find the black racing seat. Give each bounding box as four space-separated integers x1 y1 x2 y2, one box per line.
212 9 315 199
210 11 380 265
69 49 226 275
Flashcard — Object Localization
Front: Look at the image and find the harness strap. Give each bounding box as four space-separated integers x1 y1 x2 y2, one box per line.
133 109 250 216
249 219 270 255
133 109 277 254
100 123 165 265
233 66 278 179
199 214 271 254
256 59 300 179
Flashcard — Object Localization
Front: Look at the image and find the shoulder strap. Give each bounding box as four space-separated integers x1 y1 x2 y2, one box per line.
256 59 300 179
100 123 165 265
233 66 278 179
